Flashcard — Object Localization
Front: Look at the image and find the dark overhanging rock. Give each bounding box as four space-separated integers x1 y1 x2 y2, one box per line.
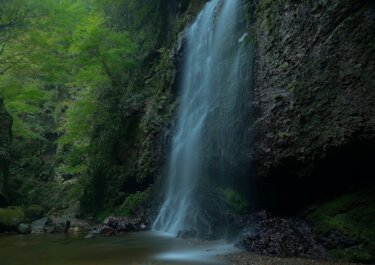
250 0 375 214
252 139 375 214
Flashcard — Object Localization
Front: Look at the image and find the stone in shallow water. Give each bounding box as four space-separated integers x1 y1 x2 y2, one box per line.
85 233 95 239
18 223 31 234
67 219 91 234
31 217 51 233
50 217 69 233
90 225 115 236
103 216 148 233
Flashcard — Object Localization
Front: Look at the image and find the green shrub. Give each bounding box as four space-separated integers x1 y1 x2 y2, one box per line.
0 207 24 227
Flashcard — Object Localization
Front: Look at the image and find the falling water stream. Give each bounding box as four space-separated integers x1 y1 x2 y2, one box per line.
153 0 252 236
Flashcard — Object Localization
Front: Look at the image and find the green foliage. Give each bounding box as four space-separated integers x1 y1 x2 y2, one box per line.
0 76 51 139
0 0 202 217
97 0 161 53
117 188 152 217
307 184 375 263
0 0 32 75
0 0 138 211
0 207 24 227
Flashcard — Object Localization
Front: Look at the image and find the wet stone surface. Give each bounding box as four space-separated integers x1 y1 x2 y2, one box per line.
235 211 326 258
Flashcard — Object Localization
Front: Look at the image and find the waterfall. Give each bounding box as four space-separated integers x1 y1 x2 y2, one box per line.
153 0 252 236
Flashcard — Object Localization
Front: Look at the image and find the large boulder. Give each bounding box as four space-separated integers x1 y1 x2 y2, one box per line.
18 223 31 234
88 225 115 237
67 219 91 234
50 217 70 233
31 217 52 233
236 211 326 258
0 207 24 232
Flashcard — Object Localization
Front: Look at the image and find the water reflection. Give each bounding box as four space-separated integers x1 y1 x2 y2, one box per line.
0 232 234 265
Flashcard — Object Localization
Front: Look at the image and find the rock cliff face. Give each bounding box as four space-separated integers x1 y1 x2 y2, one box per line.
0 97 12 206
251 0 375 211
80 0 207 213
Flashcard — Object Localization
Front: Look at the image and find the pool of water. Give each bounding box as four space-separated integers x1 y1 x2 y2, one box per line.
0 232 235 265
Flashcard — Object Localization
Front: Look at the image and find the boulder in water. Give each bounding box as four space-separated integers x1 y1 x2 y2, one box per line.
31 217 51 233
18 223 31 234
103 216 148 233
85 233 95 239
88 225 115 236
50 217 69 233
67 219 91 234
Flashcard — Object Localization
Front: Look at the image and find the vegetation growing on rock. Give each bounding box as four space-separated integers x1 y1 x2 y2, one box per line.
0 207 24 229
306 184 375 263
0 0 373 264
0 0 205 215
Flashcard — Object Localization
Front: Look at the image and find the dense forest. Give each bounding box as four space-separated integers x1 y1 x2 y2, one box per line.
0 0 374 265
0 0 179 214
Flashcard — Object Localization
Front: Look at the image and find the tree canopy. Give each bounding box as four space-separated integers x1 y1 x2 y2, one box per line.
0 0 139 208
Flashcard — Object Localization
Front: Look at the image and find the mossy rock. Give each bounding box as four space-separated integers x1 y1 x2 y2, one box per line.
306 184 375 263
330 248 374 264
25 204 43 221
0 207 25 230
117 188 152 218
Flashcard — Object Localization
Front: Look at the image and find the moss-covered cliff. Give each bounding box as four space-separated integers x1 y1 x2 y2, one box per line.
80 0 207 216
